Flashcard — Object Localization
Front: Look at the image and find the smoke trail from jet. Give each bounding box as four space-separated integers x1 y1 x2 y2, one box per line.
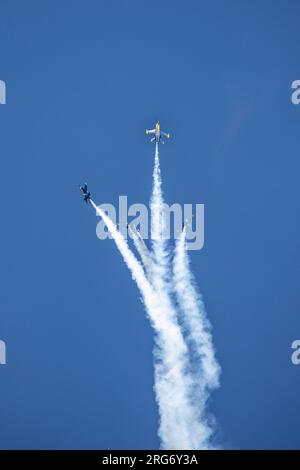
148 144 217 449
91 201 149 292
91 200 205 449
150 143 170 285
127 224 153 278
150 143 192 446
173 227 221 394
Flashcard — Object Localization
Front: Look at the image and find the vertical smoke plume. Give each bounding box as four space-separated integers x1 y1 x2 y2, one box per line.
149 144 216 449
149 144 194 447
150 143 170 286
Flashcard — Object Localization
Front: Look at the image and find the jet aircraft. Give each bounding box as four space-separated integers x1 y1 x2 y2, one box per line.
146 121 170 144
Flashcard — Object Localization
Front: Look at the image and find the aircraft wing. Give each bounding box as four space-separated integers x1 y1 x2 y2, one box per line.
161 131 170 138
146 129 155 135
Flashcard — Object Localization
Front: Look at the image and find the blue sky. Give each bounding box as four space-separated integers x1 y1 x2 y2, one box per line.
0 0 300 449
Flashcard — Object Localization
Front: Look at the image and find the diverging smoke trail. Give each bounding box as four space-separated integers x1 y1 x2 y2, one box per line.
91 200 204 449
91 201 149 293
127 224 153 279
173 228 221 393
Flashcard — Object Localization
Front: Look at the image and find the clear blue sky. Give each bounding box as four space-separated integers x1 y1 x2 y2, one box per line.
0 0 300 449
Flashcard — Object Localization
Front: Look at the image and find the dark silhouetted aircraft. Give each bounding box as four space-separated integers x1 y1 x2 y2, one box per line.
79 183 91 204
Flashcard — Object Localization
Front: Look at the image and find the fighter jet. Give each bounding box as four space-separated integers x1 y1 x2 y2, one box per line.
79 183 91 204
146 121 170 144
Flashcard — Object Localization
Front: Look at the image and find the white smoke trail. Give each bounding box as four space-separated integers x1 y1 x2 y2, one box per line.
149 144 215 449
91 201 148 291
127 223 153 278
173 228 221 392
150 143 170 286
91 200 207 449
